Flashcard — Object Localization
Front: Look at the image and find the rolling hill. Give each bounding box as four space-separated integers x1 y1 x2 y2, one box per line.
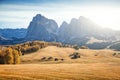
0 45 120 80
21 46 120 63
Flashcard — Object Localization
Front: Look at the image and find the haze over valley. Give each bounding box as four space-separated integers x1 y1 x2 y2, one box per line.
0 0 120 80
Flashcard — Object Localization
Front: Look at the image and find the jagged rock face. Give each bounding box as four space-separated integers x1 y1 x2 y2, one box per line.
21 14 120 49
26 14 58 41
58 16 101 43
58 16 120 48
65 16 103 38
58 21 69 42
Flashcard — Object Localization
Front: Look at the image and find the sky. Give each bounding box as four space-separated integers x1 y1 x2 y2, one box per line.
0 0 120 30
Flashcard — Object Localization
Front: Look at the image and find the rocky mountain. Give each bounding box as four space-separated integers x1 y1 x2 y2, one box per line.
58 21 69 42
0 28 27 39
58 16 120 49
26 14 58 41
25 14 120 49
1 14 120 49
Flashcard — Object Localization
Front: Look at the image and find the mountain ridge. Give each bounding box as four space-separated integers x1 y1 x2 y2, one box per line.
0 14 120 50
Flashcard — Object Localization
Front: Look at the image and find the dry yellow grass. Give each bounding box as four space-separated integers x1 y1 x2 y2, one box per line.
0 46 120 80
0 63 120 80
21 46 120 64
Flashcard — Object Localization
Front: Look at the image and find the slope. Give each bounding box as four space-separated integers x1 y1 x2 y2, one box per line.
21 46 120 63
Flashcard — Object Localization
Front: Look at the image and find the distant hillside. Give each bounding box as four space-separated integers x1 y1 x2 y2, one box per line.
21 46 120 63
0 35 7 41
107 41 120 51
0 28 27 39
58 16 120 49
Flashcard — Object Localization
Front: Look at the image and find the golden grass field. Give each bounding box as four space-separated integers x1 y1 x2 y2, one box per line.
0 46 120 80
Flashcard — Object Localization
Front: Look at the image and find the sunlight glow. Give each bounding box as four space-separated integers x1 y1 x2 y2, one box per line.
0 4 120 30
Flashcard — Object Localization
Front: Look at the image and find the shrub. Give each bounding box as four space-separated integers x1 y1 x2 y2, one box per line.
113 53 116 56
40 57 46 61
73 45 79 50
47 57 53 61
69 52 80 59
54 58 59 61
80 46 88 49
61 59 64 61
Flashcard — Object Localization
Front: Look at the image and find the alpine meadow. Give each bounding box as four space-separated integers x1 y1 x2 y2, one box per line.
0 0 120 80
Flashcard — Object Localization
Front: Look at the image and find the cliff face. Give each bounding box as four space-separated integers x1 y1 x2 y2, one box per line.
58 16 120 48
25 14 120 49
26 14 58 41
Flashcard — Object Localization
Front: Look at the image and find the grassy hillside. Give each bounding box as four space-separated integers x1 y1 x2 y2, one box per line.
21 46 120 64
0 46 120 80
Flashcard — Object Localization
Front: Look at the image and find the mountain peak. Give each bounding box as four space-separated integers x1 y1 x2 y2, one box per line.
33 14 47 22
79 16 87 20
70 18 78 24
61 21 68 26
79 16 90 22
36 14 42 17
26 14 58 41
59 21 68 30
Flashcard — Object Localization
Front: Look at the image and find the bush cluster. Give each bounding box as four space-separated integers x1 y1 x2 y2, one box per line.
69 52 80 59
10 41 63 55
80 46 89 49
20 45 39 54
73 45 79 50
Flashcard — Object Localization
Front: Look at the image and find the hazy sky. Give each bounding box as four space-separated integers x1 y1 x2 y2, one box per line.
0 0 120 30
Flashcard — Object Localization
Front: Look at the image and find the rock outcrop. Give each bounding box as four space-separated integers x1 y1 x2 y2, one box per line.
26 14 58 41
